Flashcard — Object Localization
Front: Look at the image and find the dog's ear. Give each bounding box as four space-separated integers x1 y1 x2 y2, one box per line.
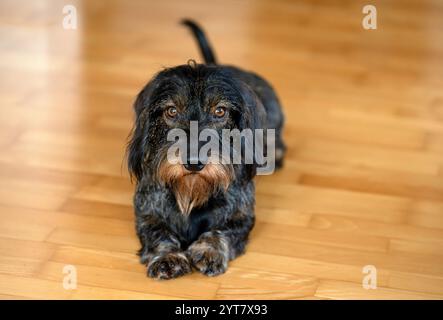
236 81 266 131
127 81 158 182
235 81 267 180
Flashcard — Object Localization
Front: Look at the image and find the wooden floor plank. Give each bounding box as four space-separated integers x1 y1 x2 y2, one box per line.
315 280 442 300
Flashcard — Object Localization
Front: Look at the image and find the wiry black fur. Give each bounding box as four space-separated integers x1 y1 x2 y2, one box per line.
127 20 286 279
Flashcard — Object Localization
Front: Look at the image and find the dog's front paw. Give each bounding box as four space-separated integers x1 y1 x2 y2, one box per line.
187 242 228 276
147 252 192 280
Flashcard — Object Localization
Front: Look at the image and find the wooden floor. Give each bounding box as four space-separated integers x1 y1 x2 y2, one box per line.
0 0 443 300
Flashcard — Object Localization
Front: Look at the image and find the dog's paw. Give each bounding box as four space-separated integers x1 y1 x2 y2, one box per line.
147 252 192 280
187 242 228 276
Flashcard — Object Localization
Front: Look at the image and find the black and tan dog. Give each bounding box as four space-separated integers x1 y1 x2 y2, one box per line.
127 20 285 279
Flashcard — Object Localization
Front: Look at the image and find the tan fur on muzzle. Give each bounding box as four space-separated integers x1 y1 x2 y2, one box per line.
158 161 233 215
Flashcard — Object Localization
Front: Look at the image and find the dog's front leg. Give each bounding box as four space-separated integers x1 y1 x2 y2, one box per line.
187 210 254 276
136 214 191 280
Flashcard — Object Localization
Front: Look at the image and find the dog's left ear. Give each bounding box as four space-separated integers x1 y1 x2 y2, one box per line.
235 81 267 180
127 81 158 182
236 81 266 132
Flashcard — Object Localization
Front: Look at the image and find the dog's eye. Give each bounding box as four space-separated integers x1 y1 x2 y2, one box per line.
165 106 178 118
214 106 226 118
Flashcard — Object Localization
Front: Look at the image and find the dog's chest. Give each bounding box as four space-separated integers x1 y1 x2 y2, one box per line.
174 207 214 248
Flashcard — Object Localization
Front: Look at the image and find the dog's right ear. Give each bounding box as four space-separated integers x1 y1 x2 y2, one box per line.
127 81 157 182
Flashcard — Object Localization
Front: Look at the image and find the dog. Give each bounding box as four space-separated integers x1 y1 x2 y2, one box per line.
127 19 286 279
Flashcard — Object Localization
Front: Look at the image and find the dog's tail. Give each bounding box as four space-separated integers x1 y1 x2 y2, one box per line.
181 19 217 64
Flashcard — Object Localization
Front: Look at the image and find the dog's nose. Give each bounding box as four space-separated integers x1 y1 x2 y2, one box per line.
184 162 205 172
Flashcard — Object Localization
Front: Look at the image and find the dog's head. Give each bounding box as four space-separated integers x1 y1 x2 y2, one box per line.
127 62 265 214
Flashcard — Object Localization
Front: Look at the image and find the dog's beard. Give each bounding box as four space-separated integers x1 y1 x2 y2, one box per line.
158 160 233 215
